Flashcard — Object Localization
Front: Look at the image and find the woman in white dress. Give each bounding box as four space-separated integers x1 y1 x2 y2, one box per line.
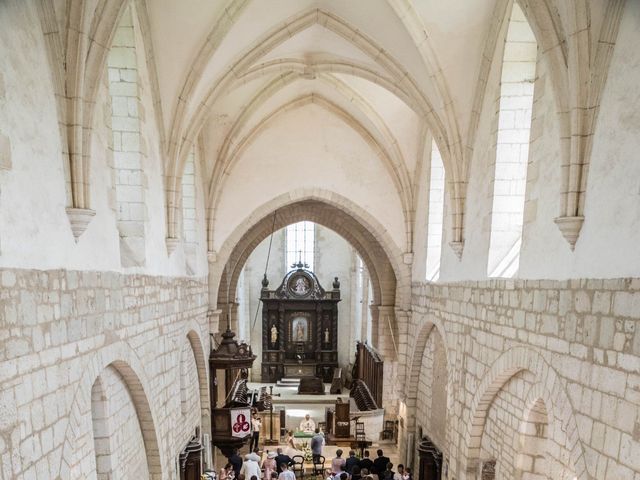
284 430 302 457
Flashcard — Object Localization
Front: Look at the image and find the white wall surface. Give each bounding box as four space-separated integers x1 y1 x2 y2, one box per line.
0 1 208 276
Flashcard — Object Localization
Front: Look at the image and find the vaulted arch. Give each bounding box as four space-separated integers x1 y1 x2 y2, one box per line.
207 93 413 249
210 190 409 353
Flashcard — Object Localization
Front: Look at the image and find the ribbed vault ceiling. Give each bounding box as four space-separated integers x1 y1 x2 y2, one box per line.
145 0 497 187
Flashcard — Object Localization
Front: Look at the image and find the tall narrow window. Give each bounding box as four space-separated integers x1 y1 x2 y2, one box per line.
286 221 315 270
487 3 537 277
425 140 445 281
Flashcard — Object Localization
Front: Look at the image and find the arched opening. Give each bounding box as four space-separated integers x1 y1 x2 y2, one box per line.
179 338 200 417
213 197 403 359
425 140 445 282
211 195 407 417
402 318 449 470
89 365 152 479
487 1 537 277
515 397 549 479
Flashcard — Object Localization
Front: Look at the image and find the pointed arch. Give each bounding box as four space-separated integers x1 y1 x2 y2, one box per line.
59 341 165 479
462 346 587 480
210 190 410 354
207 93 412 246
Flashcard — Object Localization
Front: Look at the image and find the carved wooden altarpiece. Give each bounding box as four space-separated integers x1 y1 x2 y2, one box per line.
260 262 340 383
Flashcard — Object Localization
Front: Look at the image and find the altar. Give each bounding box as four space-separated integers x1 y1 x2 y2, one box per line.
260 261 341 383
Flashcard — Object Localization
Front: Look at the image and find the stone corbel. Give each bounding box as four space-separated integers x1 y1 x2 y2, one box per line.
165 236 179 255
449 240 464 259
66 207 95 241
554 216 584 250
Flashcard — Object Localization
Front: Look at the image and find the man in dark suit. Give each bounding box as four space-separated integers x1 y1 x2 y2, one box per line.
228 448 243 479
372 449 390 475
358 450 374 472
345 450 360 473
275 448 293 473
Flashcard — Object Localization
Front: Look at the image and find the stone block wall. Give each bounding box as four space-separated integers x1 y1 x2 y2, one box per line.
0 268 209 480
404 278 640 480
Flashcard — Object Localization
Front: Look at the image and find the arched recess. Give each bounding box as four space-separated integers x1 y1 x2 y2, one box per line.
58 341 165 480
514 392 550 480
91 376 114 478
186 327 211 436
402 316 450 466
211 190 408 354
461 347 586 480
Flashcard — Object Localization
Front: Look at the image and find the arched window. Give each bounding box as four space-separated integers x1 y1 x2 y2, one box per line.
285 221 315 270
487 2 537 277
107 5 146 267
425 140 445 281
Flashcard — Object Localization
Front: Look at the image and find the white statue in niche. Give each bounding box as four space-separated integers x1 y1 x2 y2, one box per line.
270 324 278 345
292 317 308 342
324 327 330 344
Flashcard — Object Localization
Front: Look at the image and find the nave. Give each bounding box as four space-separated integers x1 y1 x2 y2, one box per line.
1 0 639 479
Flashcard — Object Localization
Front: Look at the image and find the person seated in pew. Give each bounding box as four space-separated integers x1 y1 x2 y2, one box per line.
274 448 293 474
358 451 374 472
345 450 359 473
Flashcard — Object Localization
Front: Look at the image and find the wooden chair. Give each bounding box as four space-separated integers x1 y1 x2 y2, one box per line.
292 455 305 479
381 420 394 440
312 455 325 478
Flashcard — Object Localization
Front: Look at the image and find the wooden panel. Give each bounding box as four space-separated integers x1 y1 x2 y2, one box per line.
354 342 383 407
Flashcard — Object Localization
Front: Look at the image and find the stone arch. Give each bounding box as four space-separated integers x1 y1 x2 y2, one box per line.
403 315 450 465
58 341 165 480
404 316 450 413
185 326 211 435
210 190 408 351
461 346 586 480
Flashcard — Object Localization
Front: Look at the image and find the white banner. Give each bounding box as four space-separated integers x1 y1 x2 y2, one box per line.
230 408 252 438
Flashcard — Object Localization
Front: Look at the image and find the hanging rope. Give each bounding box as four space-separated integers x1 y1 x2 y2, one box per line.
386 314 399 358
251 211 278 333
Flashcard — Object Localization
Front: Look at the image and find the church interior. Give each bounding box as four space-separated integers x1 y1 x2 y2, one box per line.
0 0 639 479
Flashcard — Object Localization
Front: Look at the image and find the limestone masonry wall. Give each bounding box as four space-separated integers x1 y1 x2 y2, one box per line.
0 268 209 480
405 278 640 480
